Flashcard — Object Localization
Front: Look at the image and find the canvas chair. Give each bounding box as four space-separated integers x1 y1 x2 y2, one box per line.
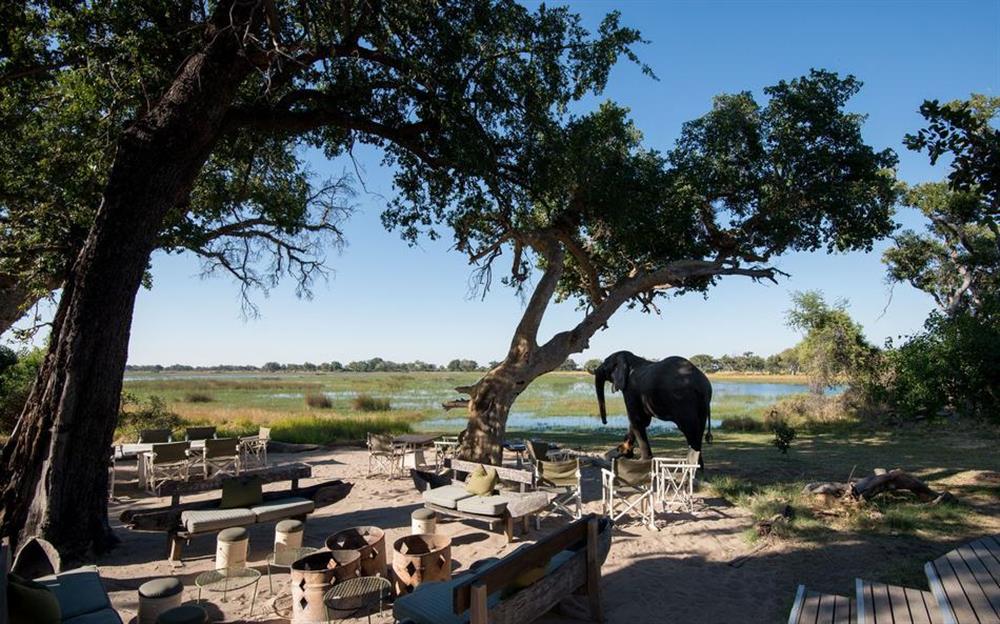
601 458 656 529
185 426 216 441
145 441 191 494
534 458 583 528
433 435 459 471
367 432 404 478
239 426 270 467
202 437 241 478
655 448 701 513
138 428 171 443
525 439 570 465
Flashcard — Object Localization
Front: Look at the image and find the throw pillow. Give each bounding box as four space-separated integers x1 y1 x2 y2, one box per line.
464 465 498 496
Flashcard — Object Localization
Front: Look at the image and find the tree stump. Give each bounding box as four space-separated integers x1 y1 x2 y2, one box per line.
324 526 387 578
289 550 361 623
391 534 452 596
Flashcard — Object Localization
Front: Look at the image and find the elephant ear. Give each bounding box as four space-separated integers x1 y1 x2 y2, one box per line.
611 355 629 392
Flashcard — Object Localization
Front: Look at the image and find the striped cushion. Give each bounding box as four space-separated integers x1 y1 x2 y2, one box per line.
456 494 509 516
250 497 314 523
181 508 255 533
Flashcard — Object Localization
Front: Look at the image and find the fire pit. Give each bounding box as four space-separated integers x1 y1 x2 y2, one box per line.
324 525 387 578
289 549 361 623
391 533 452 596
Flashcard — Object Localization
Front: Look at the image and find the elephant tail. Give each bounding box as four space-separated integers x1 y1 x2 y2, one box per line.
703 398 713 445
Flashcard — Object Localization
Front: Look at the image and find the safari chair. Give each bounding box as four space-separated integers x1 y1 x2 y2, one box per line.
601 458 656 530
367 432 404 479
534 458 583 528
433 435 459 471
202 437 241 478
138 428 171 443
655 448 701 513
525 439 570 465
239 426 270 467
185 426 216 441
145 441 191 494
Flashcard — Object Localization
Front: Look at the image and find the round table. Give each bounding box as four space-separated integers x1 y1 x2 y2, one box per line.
266 546 318 594
323 576 392 623
195 567 261 617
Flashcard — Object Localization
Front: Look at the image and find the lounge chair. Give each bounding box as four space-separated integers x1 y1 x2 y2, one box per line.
601 457 656 529
145 441 191 494
534 458 583 527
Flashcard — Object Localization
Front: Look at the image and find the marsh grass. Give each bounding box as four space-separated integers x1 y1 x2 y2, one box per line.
305 392 333 409
183 392 213 403
268 413 413 444
352 394 391 412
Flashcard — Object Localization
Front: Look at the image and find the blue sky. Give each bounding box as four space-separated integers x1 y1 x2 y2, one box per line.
75 1 1000 366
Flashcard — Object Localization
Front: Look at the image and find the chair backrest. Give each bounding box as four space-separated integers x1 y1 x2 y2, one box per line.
259 426 271 440
537 459 580 488
151 441 190 464
450 458 534 487
139 428 171 443
369 433 394 453
525 439 550 462
185 426 216 441
205 437 238 458
614 458 652 487
686 448 701 467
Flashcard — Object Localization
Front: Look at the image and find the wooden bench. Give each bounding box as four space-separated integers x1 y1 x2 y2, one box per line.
925 535 1000 624
787 585 855 624
856 579 943 623
422 459 543 542
394 514 611 624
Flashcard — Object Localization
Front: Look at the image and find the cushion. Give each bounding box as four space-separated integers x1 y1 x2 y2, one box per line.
422 484 474 509
393 576 503 624
276 519 304 533
138 576 184 599
219 477 263 509
155 604 209 624
181 507 255 533
464 465 498 496
8 573 61 624
249 497 315 523
64 608 125 624
35 566 111 620
456 494 509 516
217 526 248 543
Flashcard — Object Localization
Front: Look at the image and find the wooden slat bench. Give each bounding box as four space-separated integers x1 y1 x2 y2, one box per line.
856 578 943 623
925 535 1000 624
787 585 855 624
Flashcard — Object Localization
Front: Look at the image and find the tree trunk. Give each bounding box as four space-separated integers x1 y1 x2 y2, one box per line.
0 4 254 563
459 366 522 465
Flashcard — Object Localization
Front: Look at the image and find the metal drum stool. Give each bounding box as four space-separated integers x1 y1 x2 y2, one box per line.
411 508 436 534
138 577 183 624
274 518 304 554
215 526 248 570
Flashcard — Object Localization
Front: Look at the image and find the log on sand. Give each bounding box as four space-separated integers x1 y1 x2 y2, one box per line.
120 479 353 532
803 468 954 503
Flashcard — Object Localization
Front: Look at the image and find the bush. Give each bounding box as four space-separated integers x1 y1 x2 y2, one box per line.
770 419 797 454
116 393 184 442
352 394 391 412
184 392 214 403
305 392 333 409
720 415 766 432
269 414 412 444
0 347 44 435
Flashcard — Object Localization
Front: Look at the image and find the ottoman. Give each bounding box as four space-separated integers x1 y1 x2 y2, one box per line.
138 577 183 624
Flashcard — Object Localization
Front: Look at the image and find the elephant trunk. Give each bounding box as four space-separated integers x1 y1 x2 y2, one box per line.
595 369 608 425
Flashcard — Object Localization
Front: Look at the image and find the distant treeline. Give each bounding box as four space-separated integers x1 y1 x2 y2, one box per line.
125 351 801 375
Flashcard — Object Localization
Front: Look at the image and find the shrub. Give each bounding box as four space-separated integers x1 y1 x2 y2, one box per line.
352 394 391 412
269 414 412 445
305 392 333 409
184 392 214 403
720 415 766 432
770 419 797 454
116 393 184 442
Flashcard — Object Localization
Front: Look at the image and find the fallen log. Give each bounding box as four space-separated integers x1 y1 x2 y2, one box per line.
802 469 951 503
120 479 353 532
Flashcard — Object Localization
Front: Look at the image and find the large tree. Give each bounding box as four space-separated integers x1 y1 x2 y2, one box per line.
0 0 644 560
396 71 899 462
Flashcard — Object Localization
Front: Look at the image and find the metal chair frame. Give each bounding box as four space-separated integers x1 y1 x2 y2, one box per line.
367 433 404 479
433 436 459 471
203 437 242 479
145 441 191 494
239 426 270 468
534 458 583 528
655 449 701 513
601 458 656 530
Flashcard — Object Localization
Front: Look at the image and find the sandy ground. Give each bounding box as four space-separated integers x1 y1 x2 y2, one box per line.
96 446 974 623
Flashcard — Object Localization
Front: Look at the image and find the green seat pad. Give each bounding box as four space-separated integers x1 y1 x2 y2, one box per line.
139 576 184 598
9 573 61 624
456 494 509 516
464 465 498 496
219 477 263 509
181 508 255 533
36 566 113 621
421 484 474 509
249 497 314 523
155 604 209 624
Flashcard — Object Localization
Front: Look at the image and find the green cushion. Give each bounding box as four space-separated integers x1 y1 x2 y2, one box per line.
139 576 183 598
219 477 262 509
8 573 61 624
155 604 208 624
464 465 498 496
36 566 113 620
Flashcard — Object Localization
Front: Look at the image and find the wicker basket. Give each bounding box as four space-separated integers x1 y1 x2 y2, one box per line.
289 549 361 623
391 533 452 595
324 525 387 578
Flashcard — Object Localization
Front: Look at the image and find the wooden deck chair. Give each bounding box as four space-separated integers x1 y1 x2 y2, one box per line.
655 448 701 513
601 458 656 529
203 437 241 478
239 426 270 467
145 441 191 494
138 428 171 443
535 458 583 527
367 432 404 479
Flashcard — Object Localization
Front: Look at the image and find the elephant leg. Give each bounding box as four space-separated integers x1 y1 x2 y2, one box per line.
634 425 653 460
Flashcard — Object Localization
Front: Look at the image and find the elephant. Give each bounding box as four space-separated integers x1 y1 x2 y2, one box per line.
593 351 713 463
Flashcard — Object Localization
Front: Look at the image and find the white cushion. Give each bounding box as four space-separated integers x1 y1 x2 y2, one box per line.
456 494 509 516
421 484 474 509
